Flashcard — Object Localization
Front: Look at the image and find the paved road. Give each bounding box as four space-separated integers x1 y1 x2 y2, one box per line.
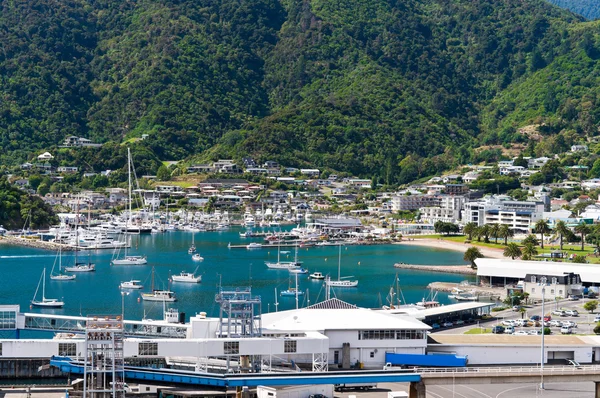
433 297 598 335
336 381 596 398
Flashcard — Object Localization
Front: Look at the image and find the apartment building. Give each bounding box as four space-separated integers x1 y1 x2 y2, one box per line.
461 195 544 233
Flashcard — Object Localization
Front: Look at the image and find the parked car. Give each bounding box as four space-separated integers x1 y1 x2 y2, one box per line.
594 315 600 323
530 315 541 321
561 321 577 328
442 321 454 328
454 319 465 326
543 315 551 322
568 295 581 301
550 320 562 327
543 321 551 327
527 330 541 335
504 326 515 334
565 309 579 317
492 326 505 334
513 331 528 336
502 320 516 326
512 306 523 312
431 323 441 329
514 319 527 327
552 310 565 316
561 326 573 334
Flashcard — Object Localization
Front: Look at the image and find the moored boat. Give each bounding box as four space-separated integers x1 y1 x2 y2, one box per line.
120 280 143 289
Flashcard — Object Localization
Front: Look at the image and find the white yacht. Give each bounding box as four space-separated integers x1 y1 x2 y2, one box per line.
141 290 177 302
112 255 147 265
171 267 201 283
120 280 143 289
309 271 325 280
325 245 358 288
192 253 204 262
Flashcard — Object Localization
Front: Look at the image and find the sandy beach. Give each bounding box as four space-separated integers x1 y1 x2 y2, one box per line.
395 238 505 259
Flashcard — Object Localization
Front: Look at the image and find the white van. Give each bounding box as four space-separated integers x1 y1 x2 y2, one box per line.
561 326 573 334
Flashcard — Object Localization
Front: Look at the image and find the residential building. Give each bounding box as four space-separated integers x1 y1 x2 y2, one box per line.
461 195 544 232
348 179 372 189
419 195 466 224
57 166 78 173
527 157 550 169
37 152 53 161
61 136 102 148
187 164 213 173
571 145 588 153
444 184 469 195
300 169 320 177
391 194 441 211
522 273 582 300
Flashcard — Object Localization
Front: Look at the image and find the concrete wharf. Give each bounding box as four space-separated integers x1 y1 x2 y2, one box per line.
393 262 476 275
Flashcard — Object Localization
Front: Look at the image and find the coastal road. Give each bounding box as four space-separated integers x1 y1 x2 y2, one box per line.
337 381 596 398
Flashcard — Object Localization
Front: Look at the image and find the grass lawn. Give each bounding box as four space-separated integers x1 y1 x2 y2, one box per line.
464 328 492 334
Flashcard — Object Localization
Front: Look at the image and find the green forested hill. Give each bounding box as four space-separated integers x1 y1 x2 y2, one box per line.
1 0 600 184
548 0 600 20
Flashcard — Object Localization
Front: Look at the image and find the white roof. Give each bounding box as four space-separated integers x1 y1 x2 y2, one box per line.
261 307 430 333
476 258 600 283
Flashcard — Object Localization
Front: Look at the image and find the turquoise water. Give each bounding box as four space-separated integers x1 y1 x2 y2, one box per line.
0 229 473 322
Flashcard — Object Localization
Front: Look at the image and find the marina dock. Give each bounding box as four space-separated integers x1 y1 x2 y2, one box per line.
428 281 505 300
0 236 74 251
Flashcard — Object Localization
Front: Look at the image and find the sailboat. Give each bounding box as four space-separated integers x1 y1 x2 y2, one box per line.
188 233 196 254
326 245 358 288
280 274 305 297
171 265 202 283
265 241 302 269
141 267 177 302
64 226 95 272
112 148 148 266
50 245 76 281
31 269 64 308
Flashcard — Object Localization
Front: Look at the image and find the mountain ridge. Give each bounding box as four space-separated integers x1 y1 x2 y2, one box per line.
1 0 599 184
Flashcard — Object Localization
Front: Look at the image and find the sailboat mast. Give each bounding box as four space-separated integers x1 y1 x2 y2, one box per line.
274 287 279 312
295 272 299 310
337 245 342 281
42 269 46 300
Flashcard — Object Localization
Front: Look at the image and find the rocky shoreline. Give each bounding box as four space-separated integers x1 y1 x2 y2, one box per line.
0 236 74 251
393 262 477 275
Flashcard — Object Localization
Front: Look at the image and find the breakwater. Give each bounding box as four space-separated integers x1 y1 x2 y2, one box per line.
393 262 476 275
0 236 73 251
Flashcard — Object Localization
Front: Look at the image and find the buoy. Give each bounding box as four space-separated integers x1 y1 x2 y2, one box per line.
325 258 327 261
137 297 141 303
358 261 361 265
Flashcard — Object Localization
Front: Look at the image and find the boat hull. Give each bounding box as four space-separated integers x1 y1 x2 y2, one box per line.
31 300 64 308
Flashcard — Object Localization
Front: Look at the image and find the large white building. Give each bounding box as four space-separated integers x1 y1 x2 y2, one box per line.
462 195 544 232
419 195 466 224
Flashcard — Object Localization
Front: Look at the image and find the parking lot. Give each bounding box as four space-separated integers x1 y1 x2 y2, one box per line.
432 297 599 336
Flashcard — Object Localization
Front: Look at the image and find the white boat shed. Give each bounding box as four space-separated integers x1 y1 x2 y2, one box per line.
475 258 600 286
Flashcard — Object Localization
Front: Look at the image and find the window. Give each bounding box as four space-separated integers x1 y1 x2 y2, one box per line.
550 289 554 295
370 351 375 358
0 343 3 356
138 342 158 356
532 288 536 294
552 277 558 285
559 290 563 295
0 311 16 329
531 276 536 283
284 340 297 353
224 341 239 355
58 343 77 357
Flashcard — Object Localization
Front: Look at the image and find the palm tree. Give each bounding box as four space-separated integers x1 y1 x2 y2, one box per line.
499 224 513 245
490 223 500 244
574 222 590 251
463 222 477 241
521 242 538 260
480 224 491 243
464 247 484 269
535 219 550 249
555 220 569 251
473 226 482 242
522 234 539 247
503 243 522 260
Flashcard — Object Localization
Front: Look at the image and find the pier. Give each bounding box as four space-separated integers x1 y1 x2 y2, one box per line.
393 262 476 275
0 236 74 251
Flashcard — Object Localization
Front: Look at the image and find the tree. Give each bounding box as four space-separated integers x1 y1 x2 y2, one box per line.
157 165 171 181
584 300 598 314
473 226 482 242
463 222 477 240
574 223 590 251
490 223 500 244
535 219 550 249
573 255 587 263
519 307 527 319
555 221 569 251
521 243 538 260
503 243 522 259
513 154 528 168
522 234 539 247
523 292 530 305
480 224 491 243
499 224 513 245
464 247 484 269
594 324 600 335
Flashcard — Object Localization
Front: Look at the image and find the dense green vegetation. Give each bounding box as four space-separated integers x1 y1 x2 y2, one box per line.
0 178 58 229
548 0 600 20
2 0 600 184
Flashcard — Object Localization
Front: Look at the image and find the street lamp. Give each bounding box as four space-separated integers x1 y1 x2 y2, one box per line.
539 276 547 390
121 291 130 320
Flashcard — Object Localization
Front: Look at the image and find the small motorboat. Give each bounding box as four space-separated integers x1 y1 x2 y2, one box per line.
192 253 204 262
289 267 308 274
280 288 305 297
309 272 325 280
120 280 143 289
246 243 262 249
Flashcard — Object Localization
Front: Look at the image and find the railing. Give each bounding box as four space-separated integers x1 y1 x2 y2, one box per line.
416 365 600 376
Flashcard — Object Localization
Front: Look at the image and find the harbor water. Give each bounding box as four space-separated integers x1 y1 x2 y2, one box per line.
0 228 473 324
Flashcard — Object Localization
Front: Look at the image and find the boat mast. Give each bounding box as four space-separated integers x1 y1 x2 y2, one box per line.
294 272 299 310
337 245 342 281
42 268 46 300
274 287 279 312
